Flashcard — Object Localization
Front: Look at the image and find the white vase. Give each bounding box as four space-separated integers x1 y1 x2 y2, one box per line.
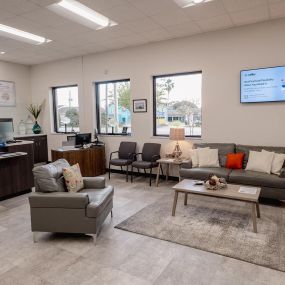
18 120 26 135
25 115 34 135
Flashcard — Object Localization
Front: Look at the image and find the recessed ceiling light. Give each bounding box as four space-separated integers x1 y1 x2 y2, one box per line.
49 0 117 30
0 51 5 54
174 0 213 8
0 24 51 45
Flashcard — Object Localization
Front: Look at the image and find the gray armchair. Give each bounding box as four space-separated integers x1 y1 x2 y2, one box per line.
109 141 137 182
29 159 114 243
131 143 162 186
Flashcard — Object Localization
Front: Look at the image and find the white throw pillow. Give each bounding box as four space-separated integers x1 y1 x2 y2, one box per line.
198 148 220 168
190 147 209 168
245 150 274 174
262 150 285 175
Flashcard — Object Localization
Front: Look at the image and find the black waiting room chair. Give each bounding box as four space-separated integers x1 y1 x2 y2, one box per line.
109 141 137 182
131 143 162 186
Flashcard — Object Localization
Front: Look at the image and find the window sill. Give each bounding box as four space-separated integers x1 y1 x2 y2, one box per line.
99 134 132 137
151 136 202 141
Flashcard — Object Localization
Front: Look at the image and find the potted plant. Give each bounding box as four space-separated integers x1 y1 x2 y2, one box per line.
27 103 42 134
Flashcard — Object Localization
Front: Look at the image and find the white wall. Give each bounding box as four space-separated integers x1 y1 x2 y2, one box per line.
30 18 285 172
0 61 31 132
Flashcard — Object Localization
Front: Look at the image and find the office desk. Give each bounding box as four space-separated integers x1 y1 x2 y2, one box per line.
0 141 34 199
51 145 106 177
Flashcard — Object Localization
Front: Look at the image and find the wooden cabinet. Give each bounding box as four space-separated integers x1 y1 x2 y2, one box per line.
0 142 34 199
16 135 48 164
51 145 106 177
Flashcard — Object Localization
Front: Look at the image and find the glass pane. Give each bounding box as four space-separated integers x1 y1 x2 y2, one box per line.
97 80 131 134
155 73 202 136
54 86 79 133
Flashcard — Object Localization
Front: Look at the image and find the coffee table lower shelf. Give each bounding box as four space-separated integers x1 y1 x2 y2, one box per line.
172 180 261 233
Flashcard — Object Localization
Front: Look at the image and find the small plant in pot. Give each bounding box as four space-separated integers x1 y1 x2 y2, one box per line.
27 103 42 134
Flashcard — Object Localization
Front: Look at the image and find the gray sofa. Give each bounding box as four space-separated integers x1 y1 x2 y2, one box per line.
29 159 114 242
179 143 285 200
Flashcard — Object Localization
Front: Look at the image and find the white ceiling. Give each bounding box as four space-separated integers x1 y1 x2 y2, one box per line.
0 0 284 65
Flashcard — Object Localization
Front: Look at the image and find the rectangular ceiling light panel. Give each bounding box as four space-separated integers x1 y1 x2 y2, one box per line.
0 24 51 45
49 0 117 30
174 0 213 8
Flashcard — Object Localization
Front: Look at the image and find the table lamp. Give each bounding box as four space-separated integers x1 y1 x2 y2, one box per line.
169 127 185 161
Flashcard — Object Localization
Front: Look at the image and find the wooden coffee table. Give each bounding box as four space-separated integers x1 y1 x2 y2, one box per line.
172 179 261 233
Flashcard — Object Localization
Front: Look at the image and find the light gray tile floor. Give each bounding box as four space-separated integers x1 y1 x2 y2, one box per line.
0 173 284 285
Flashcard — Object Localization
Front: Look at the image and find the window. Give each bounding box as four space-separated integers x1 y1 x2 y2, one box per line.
52 85 80 133
153 72 202 137
96 79 131 135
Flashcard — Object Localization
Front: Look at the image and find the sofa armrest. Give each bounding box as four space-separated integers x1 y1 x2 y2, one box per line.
279 168 285 178
83 177 106 189
180 161 193 169
29 192 89 209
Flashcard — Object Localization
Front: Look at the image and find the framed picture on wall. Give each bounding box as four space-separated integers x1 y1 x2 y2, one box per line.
133 99 147 113
0 80 16 107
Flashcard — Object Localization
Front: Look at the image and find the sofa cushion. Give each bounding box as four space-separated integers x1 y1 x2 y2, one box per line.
194 143 235 167
226 153 244 169
63 163 84 192
229 170 285 189
245 150 274 174
179 167 232 181
236 144 285 169
80 186 114 218
33 159 70 193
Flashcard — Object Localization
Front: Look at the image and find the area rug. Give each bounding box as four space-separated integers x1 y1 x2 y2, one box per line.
115 194 285 272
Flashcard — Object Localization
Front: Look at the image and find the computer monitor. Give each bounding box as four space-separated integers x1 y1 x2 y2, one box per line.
0 118 14 142
75 133 91 147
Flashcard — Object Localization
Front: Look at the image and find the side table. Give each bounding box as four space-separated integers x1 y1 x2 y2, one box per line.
155 158 190 187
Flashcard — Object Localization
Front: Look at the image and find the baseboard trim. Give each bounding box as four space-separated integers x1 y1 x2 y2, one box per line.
106 168 179 181
0 189 32 201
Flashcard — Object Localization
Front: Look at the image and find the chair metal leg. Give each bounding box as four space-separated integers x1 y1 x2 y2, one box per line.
160 164 164 176
33 232 38 243
120 166 123 171
91 234 97 245
126 165 129 182
131 166 134 182
150 168 152 186
111 210 113 218
109 163 111 179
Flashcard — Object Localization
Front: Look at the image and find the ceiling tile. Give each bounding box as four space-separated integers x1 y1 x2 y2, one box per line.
21 8 73 28
0 0 284 65
150 9 190 26
184 0 227 21
129 0 180 16
196 14 233 31
222 0 267 12
78 0 130 12
231 5 269 25
165 21 202 37
0 0 39 15
140 28 172 42
124 17 162 33
101 4 146 23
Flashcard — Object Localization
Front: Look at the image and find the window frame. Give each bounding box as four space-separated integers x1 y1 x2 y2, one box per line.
152 71 202 138
52 84 79 134
95 78 131 136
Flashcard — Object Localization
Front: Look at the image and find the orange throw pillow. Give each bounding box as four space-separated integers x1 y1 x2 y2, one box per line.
226 153 245 169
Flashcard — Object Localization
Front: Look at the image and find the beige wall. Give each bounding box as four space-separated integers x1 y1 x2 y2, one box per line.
30 18 285 173
0 61 31 132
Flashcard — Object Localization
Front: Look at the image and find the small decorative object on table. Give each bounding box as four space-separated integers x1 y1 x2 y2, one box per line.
204 173 227 190
27 103 42 134
169 127 185 162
